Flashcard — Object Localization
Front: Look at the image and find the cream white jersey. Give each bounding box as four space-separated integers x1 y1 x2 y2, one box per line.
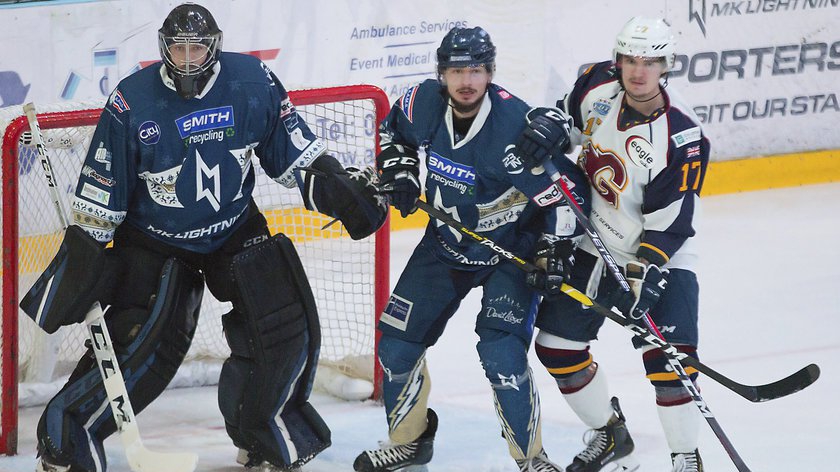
562 61 710 271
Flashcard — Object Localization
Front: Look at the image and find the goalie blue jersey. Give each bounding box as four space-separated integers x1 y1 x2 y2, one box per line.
381 79 589 268
71 52 326 253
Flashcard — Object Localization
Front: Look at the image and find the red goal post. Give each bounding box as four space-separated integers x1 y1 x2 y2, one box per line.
0 85 391 455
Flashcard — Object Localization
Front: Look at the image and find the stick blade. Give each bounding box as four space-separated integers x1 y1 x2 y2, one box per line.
126 445 198 472
750 363 820 402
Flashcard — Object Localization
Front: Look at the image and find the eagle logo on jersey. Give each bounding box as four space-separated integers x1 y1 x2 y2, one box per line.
580 142 627 208
625 136 655 169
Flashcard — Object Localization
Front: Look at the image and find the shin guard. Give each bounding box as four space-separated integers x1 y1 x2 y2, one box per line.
476 334 543 461
378 336 430 444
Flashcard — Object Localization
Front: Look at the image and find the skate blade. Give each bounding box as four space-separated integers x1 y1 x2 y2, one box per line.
604 453 639 472
396 465 429 472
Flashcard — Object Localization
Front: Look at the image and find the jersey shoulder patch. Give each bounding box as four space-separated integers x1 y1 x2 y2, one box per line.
399 85 421 122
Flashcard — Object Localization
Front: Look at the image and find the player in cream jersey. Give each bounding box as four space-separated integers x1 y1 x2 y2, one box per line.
573 74 705 272
522 17 711 472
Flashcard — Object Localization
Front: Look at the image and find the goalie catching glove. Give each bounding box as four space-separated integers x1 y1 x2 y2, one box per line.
611 261 669 322
517 107 573 168
376 144 421 218
526 235 574 298
301 154 388 240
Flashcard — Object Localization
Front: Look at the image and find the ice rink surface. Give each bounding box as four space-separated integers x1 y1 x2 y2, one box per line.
3 182 838 472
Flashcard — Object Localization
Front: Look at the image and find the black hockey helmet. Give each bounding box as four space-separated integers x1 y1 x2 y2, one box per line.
158 3 223 99
436 26 496 77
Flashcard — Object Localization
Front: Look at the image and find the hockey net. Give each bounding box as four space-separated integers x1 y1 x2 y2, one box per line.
0 85 390 455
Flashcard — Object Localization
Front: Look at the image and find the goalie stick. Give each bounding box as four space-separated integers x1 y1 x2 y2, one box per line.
413 198 818 402
24 103 199 472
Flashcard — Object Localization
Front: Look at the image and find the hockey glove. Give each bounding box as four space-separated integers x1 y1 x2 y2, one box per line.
526 236 575 298
301 154 388 240
517 107 573 168
377 145 421 218
611 261 669 323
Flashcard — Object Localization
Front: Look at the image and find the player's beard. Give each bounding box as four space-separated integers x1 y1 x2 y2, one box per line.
450 88 484 116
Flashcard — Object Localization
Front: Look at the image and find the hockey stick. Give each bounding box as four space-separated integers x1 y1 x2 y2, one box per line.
416 200 750 471
24 103 199 472
539 159 819 395
413 198 818 402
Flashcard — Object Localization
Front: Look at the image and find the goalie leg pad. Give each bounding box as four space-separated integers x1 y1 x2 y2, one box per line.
476 329 543 460
36 257 203 471
218 234 330 468
20 225 121 333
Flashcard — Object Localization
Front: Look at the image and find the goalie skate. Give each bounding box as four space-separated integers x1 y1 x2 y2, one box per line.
236 449 301 471
35 456 71 472
353 409 437 472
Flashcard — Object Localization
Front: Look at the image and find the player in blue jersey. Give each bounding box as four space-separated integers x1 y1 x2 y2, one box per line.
518 17 711 472
26 4 386 472
353 26 589 472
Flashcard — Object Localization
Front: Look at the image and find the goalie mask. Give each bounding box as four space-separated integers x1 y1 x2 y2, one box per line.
613 17 676 72
436 26 496 79
158 3 223 99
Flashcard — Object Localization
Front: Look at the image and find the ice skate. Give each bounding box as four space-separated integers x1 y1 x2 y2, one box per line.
353 409 437 472
566 397 638 472
671 449 703 472
515 449 563 472
236 448 301 471
35 454 72 472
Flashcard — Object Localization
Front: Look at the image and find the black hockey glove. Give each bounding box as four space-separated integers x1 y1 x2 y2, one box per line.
611 261 669 323
376 145 421 218
301 154 388 240
517 107 573 168
526 236 575 298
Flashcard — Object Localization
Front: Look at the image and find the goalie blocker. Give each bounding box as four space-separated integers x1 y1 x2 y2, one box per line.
20 225 121 333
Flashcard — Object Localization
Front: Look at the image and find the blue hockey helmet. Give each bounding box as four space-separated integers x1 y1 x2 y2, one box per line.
158 3 223 99
436 26 496 76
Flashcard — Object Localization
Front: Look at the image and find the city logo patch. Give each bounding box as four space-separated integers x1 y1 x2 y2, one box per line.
175 106 234 138
110 90 130 113
138 121 161 145
625 135 655 169
428 151 475 185
380 294 413 331
671 127 701 148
